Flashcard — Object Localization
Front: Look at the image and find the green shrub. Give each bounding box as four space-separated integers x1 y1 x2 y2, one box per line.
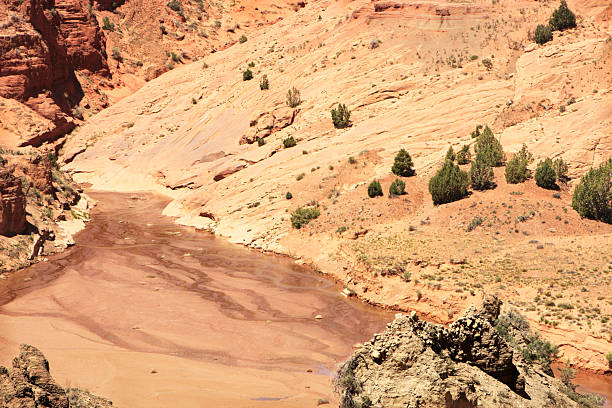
367 180 383 198
470 153 495 190
505 144 533 183
283 136 296 148
474 125 505 167
428 153 469 205
102 17 115 31
470 125 482 139
167 0 184 16
549 0 576 31
111 47 122 61
257 137 266 146
534 24 553 45
445 146 456 162
348 156 356 164
535 158 557 189
286 191 292 200
259 74 269 90
389 178 406 196
466 216 483 231
456 145 471 165
243 68 253 81
553 158 569 183
331 103 351 129
171 52 182 63
571 159 612 223
391 148 415 177
521 334 558 366
248 61 255 67
239 35 247 43
286 87 301 108
290 205 320 229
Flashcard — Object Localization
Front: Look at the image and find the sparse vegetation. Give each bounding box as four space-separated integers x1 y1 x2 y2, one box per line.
286 191 293 200
571 159 612 223
535 158 558 189
534 24 553 45
505 144 533 184
286 87 301 108
283 136 297 148
331 103 351 129
429 147 469 205
242 68 253 81
102 17 115 31
549 0 576 31
239 35 247 43
470 153 495 191
389 179 405 196
553 158 569 183
474 125 505 167
466 216 483 232
367 180 383 198
456 145 471 165
391 149 415 177
291 204 320 229
259 74 269 90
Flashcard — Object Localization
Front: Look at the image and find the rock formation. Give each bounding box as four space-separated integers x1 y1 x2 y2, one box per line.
0 344 113 408
336 296 583 407
0 168 26 236
0 0 109 147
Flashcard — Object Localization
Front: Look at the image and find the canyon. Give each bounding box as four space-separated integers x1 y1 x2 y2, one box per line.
0 0 611 406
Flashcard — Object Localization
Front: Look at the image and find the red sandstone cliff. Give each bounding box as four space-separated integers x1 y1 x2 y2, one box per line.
0 168 26 236
0 0 109 147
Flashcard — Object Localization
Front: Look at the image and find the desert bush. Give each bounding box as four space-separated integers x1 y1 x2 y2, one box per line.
331 103 351 128
290 205 320 229
470 153 495 190
367 180 383 198
505 144 533 183
286 87 301 108
259 74 269 90
521 334 558 366
111 47 122 61
242 68 253 81
428 150 469 205
466 216 483 232
549 0 576 31
534 24 553 45
348 156 357 164
283 136 296 148
470 125 482 139
571 159 612 223
535 158 557 189
257 137 266 146
445 146 456 162
474 125 505 167
482 58 493 70
553 158 569 183
239 35 247 43
456 145 471 165
389 178 406 196
286 191 292 200
391 148 415 177
102 17 114 31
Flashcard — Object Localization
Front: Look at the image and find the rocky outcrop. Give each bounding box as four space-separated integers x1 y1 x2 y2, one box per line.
240 106 299 144
0 344 113 408
336 296 580 408
0 168 26 236
0 0 109 147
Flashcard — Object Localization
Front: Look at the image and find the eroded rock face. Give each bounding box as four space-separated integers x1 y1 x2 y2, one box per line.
0 169 26 236
0 0 109 146
0 344 113 408
240 106 299 144
336 296 579 408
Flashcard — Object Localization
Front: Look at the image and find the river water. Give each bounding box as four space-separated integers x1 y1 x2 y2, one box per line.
0 192 610 407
